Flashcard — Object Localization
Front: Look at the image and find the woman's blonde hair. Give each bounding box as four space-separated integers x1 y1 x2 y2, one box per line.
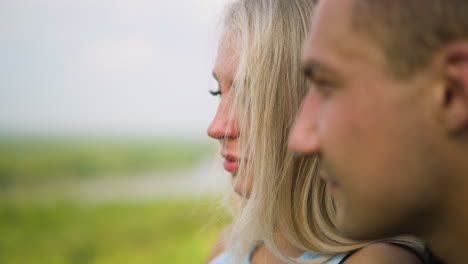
216 0 423 263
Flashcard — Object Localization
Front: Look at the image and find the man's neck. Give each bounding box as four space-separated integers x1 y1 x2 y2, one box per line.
425 168 468 264
428 217 468 264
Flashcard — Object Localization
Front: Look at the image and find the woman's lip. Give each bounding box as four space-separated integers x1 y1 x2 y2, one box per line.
221 152 239 161
223 159 240 172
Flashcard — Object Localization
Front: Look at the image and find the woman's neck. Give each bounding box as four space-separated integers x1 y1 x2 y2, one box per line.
250 231 305 264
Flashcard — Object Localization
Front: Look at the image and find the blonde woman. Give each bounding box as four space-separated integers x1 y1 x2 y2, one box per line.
206 0 425 263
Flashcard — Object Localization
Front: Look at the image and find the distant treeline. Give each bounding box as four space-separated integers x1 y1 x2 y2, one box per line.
0 137 215 188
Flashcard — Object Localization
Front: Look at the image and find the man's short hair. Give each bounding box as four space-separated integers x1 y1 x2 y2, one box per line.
351 0 468 79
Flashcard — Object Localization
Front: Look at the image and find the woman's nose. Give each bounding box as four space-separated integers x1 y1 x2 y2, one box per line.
207 97 239 140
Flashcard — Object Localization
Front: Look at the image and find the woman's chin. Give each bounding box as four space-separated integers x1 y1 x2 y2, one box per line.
233 179 252 198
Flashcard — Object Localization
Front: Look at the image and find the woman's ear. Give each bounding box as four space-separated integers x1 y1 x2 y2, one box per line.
439 41 468 134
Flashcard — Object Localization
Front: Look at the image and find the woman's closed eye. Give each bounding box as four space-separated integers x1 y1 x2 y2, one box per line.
209 89 222 97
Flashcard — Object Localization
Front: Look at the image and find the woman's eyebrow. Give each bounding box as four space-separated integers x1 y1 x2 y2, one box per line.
212 71 235 87
212 71 219 81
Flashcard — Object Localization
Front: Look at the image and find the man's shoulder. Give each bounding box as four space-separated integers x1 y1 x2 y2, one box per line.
425 248 445 264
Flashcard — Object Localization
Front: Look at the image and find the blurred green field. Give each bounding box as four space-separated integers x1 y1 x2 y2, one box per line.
0 198 230 264
0 137 227 264
0 137 215 187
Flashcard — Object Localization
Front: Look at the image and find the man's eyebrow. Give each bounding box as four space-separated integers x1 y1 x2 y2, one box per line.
301 59 333 79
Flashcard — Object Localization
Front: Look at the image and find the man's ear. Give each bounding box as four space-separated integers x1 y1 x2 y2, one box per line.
439 41 468 134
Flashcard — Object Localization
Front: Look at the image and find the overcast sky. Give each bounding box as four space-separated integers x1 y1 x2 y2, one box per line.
0 0 232 138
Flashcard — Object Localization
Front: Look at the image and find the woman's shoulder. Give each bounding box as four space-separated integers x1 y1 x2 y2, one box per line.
341 242 424 264
205 225 233 264
208 251 230 264
298 251 349 263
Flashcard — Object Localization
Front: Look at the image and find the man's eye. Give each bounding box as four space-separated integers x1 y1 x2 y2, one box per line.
313 78 333 87
310 79 334 96
209 90 222 97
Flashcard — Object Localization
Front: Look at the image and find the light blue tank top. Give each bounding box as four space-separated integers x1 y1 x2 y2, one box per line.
209 250 349 264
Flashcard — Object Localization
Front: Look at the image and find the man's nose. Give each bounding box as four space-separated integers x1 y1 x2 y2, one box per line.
288 90 321 155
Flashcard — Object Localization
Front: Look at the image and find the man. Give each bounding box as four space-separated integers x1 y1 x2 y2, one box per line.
288 0 468 263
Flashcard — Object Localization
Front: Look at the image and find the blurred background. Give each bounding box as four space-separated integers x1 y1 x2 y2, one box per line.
0 0 232 263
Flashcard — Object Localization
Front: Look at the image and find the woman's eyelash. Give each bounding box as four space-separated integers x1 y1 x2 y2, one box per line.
209 90 222 96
